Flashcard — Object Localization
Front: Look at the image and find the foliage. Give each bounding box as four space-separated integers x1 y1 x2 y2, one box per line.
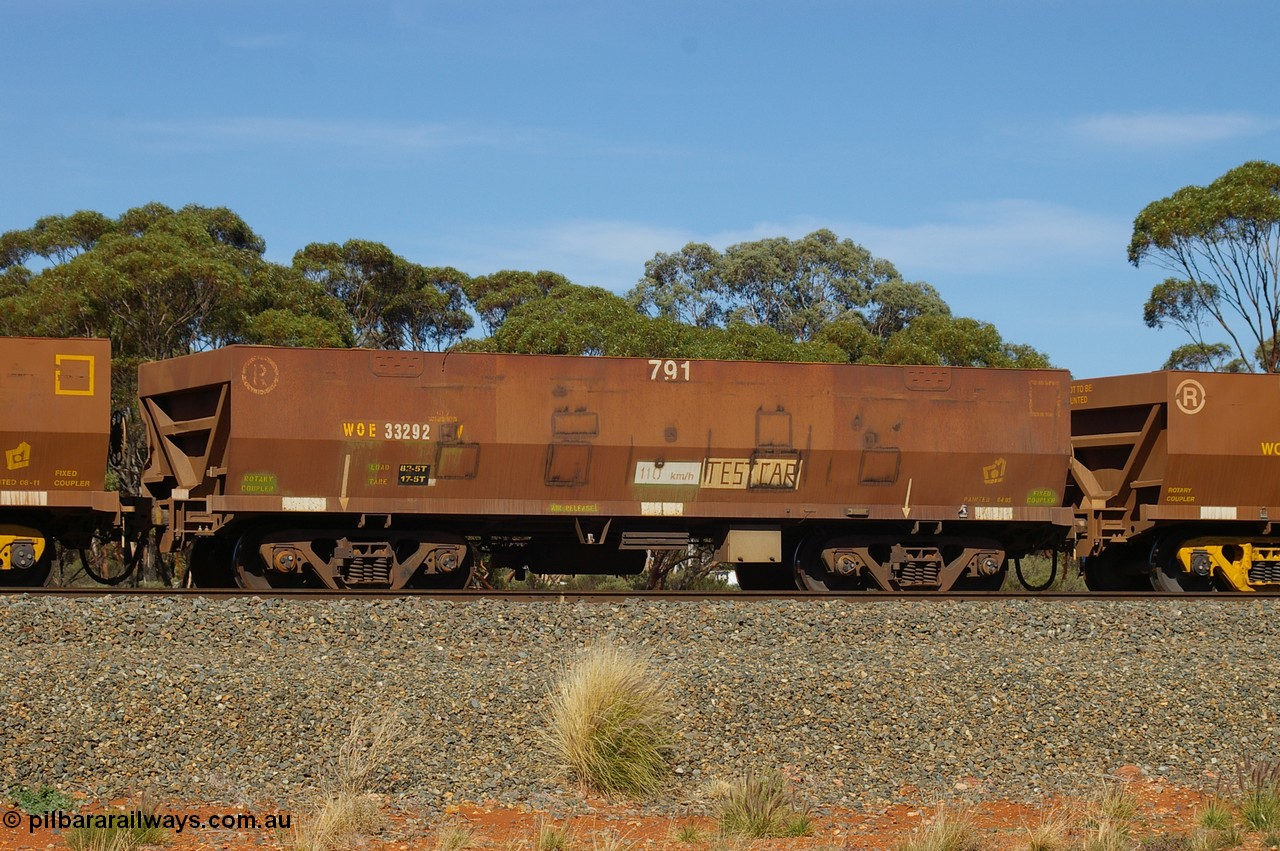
633 229 897 341
1082 783 1139 851
12 783 78 814
1162 342 1243 372
629 229 1047 367
293 239 471 350
433 823 477 851
63 794 169 851
999 554 1088 593
328 712 412 796
1235 756 1280 832
881 315 1051 368
291 713 410 851
1198 798 1234 831
1129 160 1280 372
483 282 851 363
290 792 382 851
715 769 811 839
544 644 675 799
537 822 571 851
894 808 983 851
0 204 353 505
484 284 682 356
466 269 571 335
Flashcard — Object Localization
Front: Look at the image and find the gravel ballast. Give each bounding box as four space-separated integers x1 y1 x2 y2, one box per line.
1 595 1277 811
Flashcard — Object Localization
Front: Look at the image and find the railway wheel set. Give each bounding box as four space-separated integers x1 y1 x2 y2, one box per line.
2 337 1278 593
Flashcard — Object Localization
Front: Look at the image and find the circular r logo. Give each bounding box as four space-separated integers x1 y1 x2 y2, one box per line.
1174 378 1206 414
241 356 280 395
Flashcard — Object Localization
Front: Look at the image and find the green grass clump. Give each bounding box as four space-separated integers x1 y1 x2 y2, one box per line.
716 769 811 839
1081 783 1139 851
1237 757 1280 832
537 821 570 851
63 795 170 851
434 822 476 851
1198 798 1234 832
544 644 675 799
12 783 78 814
672 821 702 843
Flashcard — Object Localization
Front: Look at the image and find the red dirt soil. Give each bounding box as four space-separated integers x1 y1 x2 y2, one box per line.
2 772 1276 851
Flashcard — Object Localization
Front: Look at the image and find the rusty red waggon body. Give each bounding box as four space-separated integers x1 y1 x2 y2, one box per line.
137 346 1075 591
0 337 123 584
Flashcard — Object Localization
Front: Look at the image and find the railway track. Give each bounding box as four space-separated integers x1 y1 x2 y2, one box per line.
3 586 1279 602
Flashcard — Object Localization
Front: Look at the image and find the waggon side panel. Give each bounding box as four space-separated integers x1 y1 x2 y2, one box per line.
0 337 112 501
141 347 1073 528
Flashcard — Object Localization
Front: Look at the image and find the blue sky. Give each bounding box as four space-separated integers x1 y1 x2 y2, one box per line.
4 0 1277 377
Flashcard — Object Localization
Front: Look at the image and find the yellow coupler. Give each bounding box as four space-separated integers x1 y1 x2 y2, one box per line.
1175 538 1280 591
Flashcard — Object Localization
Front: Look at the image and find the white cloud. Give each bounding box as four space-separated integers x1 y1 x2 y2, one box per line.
1069 111 1273 147
426 201 1124 291
850 200 1124 277
433 220 694 289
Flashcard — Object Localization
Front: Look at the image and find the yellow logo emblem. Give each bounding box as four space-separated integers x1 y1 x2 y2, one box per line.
5 441 31 471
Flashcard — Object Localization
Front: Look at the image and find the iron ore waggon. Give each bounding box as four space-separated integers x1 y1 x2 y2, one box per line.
0 337 123 584
138 346 1075 591
1069 371 1280 591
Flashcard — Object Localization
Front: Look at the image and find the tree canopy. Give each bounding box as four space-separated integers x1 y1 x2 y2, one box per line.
1130 160 1280 373
629 229 1047 368
0 204 351 358
1 207 1049 375
292 239 472 351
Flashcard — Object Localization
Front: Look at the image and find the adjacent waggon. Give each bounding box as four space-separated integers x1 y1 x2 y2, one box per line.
1068 371 1280 591
0 338 126 584
3 335 1278 592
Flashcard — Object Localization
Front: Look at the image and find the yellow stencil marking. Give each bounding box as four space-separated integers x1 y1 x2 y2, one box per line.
54 354 95 396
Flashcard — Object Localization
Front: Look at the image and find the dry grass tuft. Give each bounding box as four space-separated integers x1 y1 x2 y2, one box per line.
290 791 382 851
895 807 984 851
1081 782 1140 851
537 820 571 851
434 822 477 851
289 712 412 851
1236 757 1280 833
715 768 811 839
1022 809 1073 851
63 793 170 851
544 644 675 799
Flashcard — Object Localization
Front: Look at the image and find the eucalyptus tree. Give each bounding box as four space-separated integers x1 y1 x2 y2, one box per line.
1130 160 1280 372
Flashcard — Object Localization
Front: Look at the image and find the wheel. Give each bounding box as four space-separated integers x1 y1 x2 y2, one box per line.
232 532 275 590
407 551 474 589
4 554 52 587
1081 546 1150 591
186 537 234 587
1149 563 1213 592
953 566 1007 592
791 538 864 592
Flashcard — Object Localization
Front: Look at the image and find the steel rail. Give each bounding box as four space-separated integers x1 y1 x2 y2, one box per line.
2 586 1279 602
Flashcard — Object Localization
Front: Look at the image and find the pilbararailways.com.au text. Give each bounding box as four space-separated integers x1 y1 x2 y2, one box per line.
7 809 292 834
